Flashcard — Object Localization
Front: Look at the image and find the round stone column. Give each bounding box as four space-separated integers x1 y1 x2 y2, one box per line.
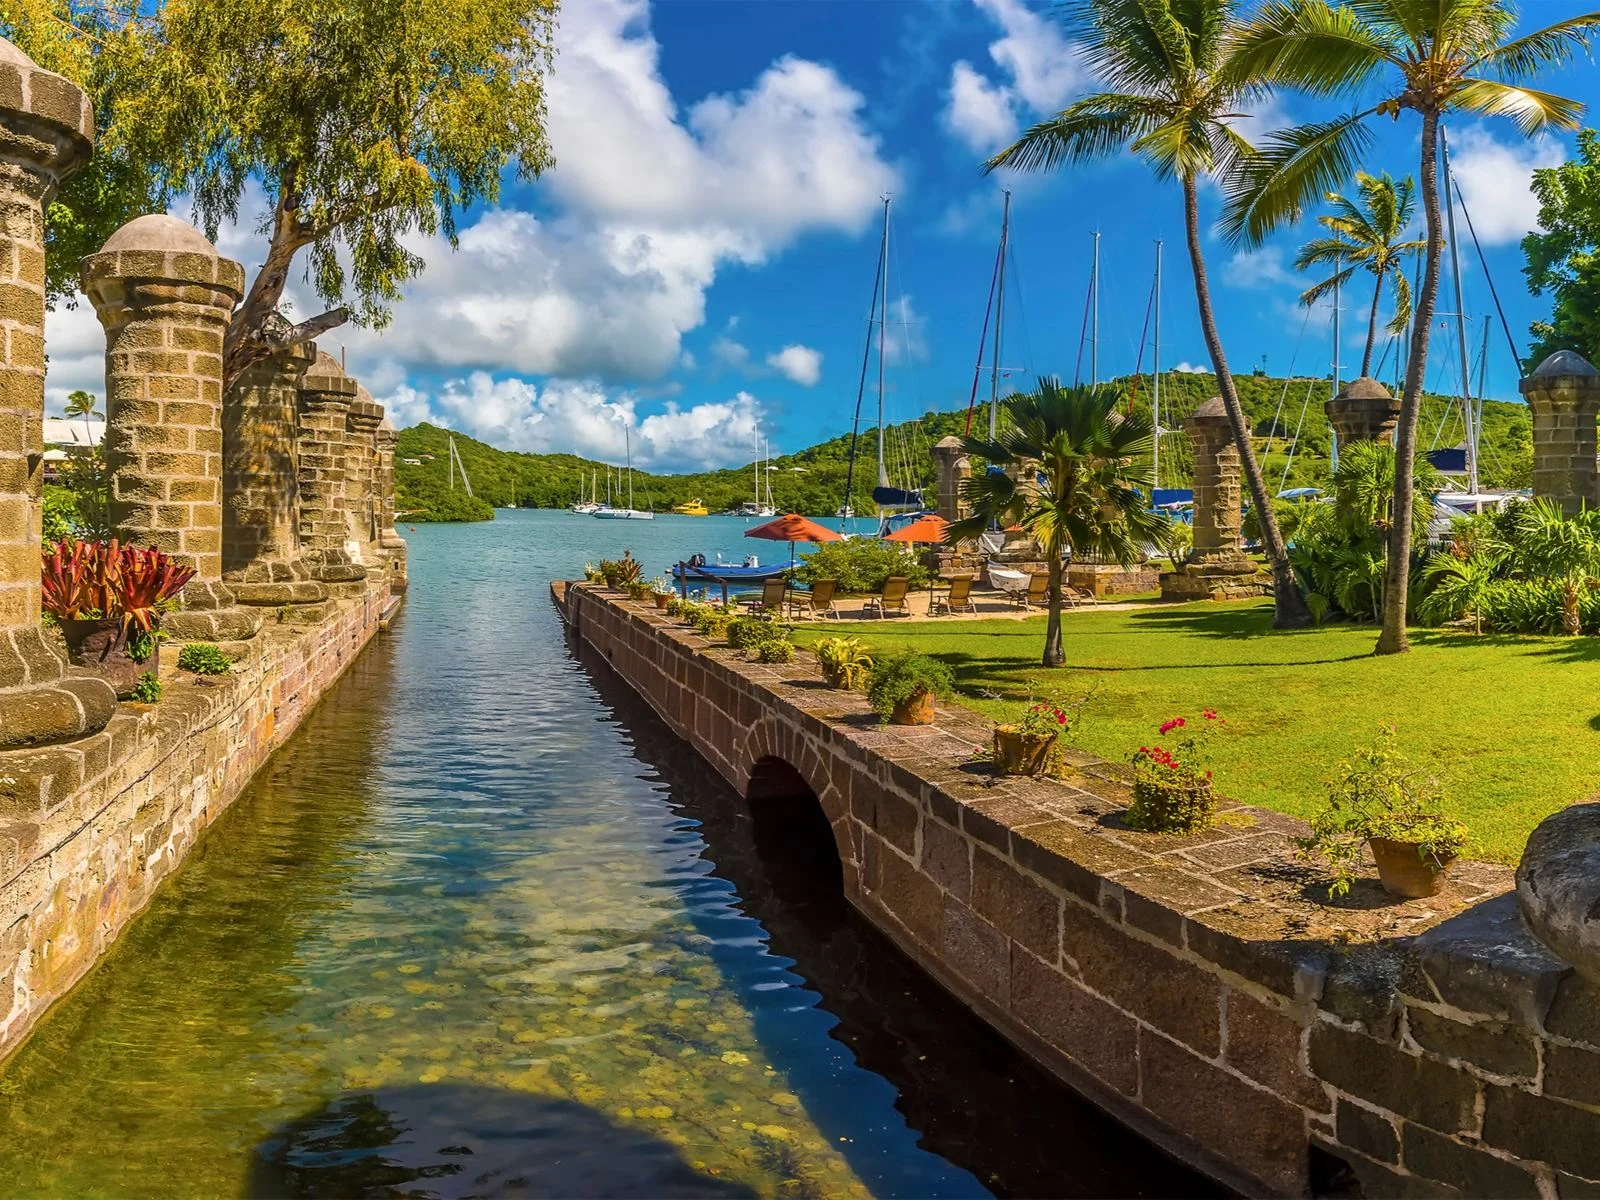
1326 376 1400 446
82 214 260 642
1161 397 1265 602
296 351 365 584
0 40 115 747
345 386 384 562
374 416 407 592
932 435 971 525
1522 351 1600 517
221 341 328 607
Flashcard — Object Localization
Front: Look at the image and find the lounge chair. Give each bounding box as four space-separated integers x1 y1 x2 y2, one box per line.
1066 583 1100 606
1013 572 1049 610
932 574 978 616
740 576 788 615
788 579 839 620
864 576 912 618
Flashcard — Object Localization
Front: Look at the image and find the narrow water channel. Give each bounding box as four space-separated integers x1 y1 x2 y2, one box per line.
0 511 1213 1198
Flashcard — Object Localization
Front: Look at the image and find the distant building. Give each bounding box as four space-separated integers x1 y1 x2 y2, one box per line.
401 457 423 466
42 417 104 484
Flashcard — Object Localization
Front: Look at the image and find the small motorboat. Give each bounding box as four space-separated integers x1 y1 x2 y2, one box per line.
671 553 784 582
671 498 709 516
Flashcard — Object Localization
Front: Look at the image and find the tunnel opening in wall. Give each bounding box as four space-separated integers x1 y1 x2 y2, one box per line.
744 756 844 912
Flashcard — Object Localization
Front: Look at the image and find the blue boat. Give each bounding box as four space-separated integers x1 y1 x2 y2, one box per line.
670 560 789 583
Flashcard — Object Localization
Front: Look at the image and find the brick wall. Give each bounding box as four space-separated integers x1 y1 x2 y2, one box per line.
0 581 388 1060
561 581 1600 1197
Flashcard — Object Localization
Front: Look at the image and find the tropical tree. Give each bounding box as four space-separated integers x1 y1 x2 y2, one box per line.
1295 171 1425 377
1223 0 1600 656
1510 499 1600 635
6 0 558 387
62 389 101 439
1523 128 1600 365
980 0 1313 630
950 379 1169 668
1419 549 1503 634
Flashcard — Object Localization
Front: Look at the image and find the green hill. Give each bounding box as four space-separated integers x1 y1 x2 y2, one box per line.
395 370 1532 521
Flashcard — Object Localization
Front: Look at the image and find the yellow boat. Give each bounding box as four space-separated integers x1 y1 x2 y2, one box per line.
671 498 709 517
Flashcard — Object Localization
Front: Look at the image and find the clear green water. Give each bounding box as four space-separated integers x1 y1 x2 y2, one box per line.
0 511 1210 1199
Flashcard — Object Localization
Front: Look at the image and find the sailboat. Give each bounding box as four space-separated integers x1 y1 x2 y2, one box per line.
731 424 776 516
593 423 653 520
570 467 600 514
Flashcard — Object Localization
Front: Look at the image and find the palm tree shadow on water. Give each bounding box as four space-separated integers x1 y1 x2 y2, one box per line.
567 636 1220 1200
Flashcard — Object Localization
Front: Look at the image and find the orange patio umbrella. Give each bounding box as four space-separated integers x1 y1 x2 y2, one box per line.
745 512 842 566
884 514 949 544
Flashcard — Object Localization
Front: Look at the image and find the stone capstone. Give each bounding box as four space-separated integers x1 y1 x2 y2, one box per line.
1517 803 1600 987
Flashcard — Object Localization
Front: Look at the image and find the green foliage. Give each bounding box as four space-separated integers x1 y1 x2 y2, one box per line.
126 627 157 664
814 636 873 690
726 615 790 652
792 540 927 593
130 671 162 703
690 607 733 640
1298 726 1469 898
865 651 954 723
1525 129 1600 364
42 486 79 545
598 556 642 587
48 396 112 542
1508 499 1600 634
176 642 231 675
752 637 793 665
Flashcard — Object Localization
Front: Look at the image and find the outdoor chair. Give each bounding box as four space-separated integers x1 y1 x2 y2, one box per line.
1066 583 1100 606
1013 572 1049 610
932 574 978 616
864 576 912 619
740 577 788 615
788 579 839 620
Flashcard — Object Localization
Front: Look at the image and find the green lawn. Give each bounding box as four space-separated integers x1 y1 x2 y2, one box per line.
796 600 1600 864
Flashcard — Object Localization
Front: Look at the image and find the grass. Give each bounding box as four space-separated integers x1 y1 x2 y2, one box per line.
795 599 1600 864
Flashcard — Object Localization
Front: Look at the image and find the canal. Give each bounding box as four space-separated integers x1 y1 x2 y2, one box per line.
0 510 1213 1198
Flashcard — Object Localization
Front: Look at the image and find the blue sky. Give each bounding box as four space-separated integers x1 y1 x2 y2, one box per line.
43 0 1600 472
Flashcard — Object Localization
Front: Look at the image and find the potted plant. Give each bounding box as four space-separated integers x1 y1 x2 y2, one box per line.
866 651 954 726
41 538 193 698
1298 726 1469 899
648 576 674 610
815 636 873 690
993 689 1095 777
1127 711 1221 832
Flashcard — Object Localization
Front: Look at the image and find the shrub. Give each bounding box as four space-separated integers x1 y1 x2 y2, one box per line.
727 614 791 650
599 556 643 587
865 651 954 722
177 643 232 675
664 595 685 617
794 539 929 592
1127 711 1222 832
690 607 733 639
753 637 793 664
814 636 873 689
647 575 674 596
1297 726 1469 898
130 671 162 703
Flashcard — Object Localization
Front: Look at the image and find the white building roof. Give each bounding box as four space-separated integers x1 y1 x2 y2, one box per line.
44 418 104 447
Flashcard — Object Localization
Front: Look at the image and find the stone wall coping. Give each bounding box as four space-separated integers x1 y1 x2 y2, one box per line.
0 38 94 146
80 246 247 300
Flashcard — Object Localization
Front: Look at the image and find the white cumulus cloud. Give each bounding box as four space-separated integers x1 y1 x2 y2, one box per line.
944 62 1018 155
941 0 1085 156
1446 125 1563 246
766 344 822 386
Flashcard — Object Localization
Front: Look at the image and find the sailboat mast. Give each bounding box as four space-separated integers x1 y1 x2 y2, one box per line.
1153 239 1162 488
877 196 891 490
1091 230 1100 387
1441 126 1478 495
626 424 634 511
1330 256 1342 471
990 189 1011 440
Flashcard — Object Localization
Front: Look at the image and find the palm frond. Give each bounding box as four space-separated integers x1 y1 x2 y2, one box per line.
984 97 1165 174
1478 15 1600 82
1299 263 1356 307
1435 0 1519 62
1129 112 1216 180
1220 110 1376 246
1450 79 1586 136
1387 268 1413 333
1226 0 1400 96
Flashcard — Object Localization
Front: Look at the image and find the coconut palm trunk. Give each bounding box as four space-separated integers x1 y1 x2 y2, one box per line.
1361 273 1383 378
1377 111 1444 656
1044 543 1066 667
1184 176 1311 628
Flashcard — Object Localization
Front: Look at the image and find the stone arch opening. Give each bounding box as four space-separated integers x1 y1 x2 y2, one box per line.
744 755 843 902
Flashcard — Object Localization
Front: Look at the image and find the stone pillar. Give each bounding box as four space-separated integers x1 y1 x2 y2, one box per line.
82 214 259 642
1326 376 1399 446
374 416 407 593
1522 351 1600 517
221 341 328 608
345 386 384 562
1161 396 1266 602
296 351 365 583
932 436 970 525
0 40 116 747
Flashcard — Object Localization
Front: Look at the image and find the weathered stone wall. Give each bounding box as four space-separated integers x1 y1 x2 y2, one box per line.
1523 351 1600 517
561 582 1600 1198
0 584 387 1060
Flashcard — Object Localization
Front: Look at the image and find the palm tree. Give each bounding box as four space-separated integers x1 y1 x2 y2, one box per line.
1223 0 1600 656
1419 550 1502 634
63 389 101 442
1294 171 1425 378
980 0 1312 630
1511 499 1600 636
950 379 1168 667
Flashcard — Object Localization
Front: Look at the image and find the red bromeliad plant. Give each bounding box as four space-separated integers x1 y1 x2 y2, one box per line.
40 539 194 633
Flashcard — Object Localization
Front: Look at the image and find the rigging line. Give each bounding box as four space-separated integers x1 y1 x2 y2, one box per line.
1279 377 1317 494
842 215 887 522
1073 261 1094 387
1450 174 1525 377
964 238 1004 436
1265 306 1314 459
1127 266 1157 412
1005 240 1036 379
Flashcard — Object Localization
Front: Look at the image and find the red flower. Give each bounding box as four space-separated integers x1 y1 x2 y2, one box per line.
1203 708 1219 721
1159 717 1186 735
1056 713 1068 725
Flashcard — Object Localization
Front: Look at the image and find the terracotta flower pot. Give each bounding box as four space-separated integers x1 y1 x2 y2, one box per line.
993 726 1058 776
1127 774 1215 833
890 688 936 726
60 617 155 699
1369 837 1456 899
653 593 671 610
